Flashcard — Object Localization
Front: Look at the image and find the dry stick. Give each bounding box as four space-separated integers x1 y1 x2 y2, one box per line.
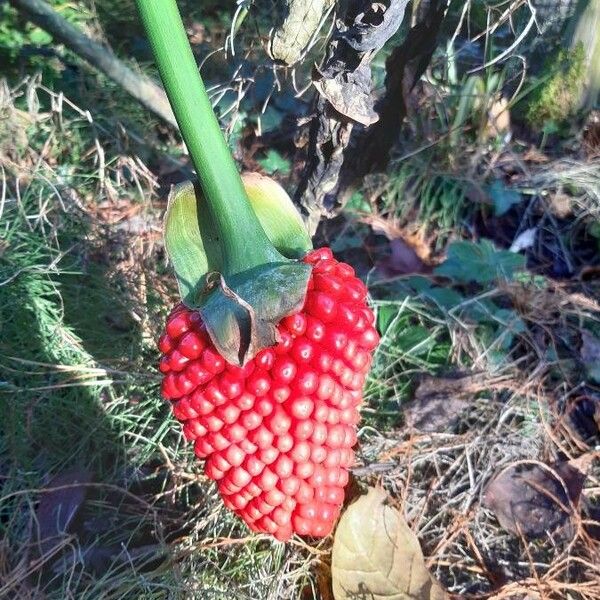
8 0 177 129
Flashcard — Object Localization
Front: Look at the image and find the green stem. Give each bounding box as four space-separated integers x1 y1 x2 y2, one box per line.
135 0 283 275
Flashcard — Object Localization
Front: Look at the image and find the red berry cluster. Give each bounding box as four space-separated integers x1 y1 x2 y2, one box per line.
158 248 379 540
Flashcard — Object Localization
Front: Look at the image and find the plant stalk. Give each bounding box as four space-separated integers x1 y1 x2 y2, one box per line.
135 0 283 275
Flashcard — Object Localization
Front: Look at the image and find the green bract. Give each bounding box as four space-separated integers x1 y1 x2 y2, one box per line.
164 174 312 365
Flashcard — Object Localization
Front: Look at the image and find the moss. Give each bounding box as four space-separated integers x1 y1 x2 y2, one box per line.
525 43 587 126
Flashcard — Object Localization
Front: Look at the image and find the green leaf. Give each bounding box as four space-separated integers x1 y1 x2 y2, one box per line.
377 305 397 334
489 180 522 216
257 149 291 175
543 120 560 135
331 488 447 600
434 239 526 284
257 106 285 132
164 174 312 305
397 326 436 356
29 28 52 45
346 191 371 213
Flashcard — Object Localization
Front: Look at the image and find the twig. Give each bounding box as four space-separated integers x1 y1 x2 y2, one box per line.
8 0 177 128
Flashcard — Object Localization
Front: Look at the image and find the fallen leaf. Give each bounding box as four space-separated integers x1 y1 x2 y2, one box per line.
522 146 550 164
405 395 469 433
548 193 573 218
566 395 600 444
379 237 428 276
580 329 600 384
34 469 91 556
331 488 446 600
486 96 510 138
360 214 433 276
483 460 586 539
509 228 537 253
404 374 487 432
338 0 410 52
360 215 433 260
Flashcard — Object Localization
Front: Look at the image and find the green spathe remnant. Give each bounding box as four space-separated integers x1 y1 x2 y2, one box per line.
164 175 312 306
135 0 312 365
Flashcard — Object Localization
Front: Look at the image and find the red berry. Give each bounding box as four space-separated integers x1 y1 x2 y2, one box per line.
241 410 262 431
258 446 279 465
305 317 326 343
272 357 297 383
307 292 337 322
179 331 205 359
158 334 173 354
166 311 190 338
289 396 314 420
169 350 189 371
158 248 379 540
275 433 294 453
255 349 275 370
292 339 315 363
202 348 225 373
271 385 291 403
283 313 306 336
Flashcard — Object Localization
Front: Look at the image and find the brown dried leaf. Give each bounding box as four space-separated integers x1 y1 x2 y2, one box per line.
34 469 91 556
405 396 469 433
379 237 428 276
313 65 379 126
485 96 510 139
405 373 508 432
548 192 573 218
338 0 410 52
331 488 447 600
522 146 550 164
360 214 433 276
483 460 587 539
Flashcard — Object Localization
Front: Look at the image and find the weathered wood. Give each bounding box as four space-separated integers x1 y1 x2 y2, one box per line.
566 0 600 109
9 0 178 128
350 0 446 175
